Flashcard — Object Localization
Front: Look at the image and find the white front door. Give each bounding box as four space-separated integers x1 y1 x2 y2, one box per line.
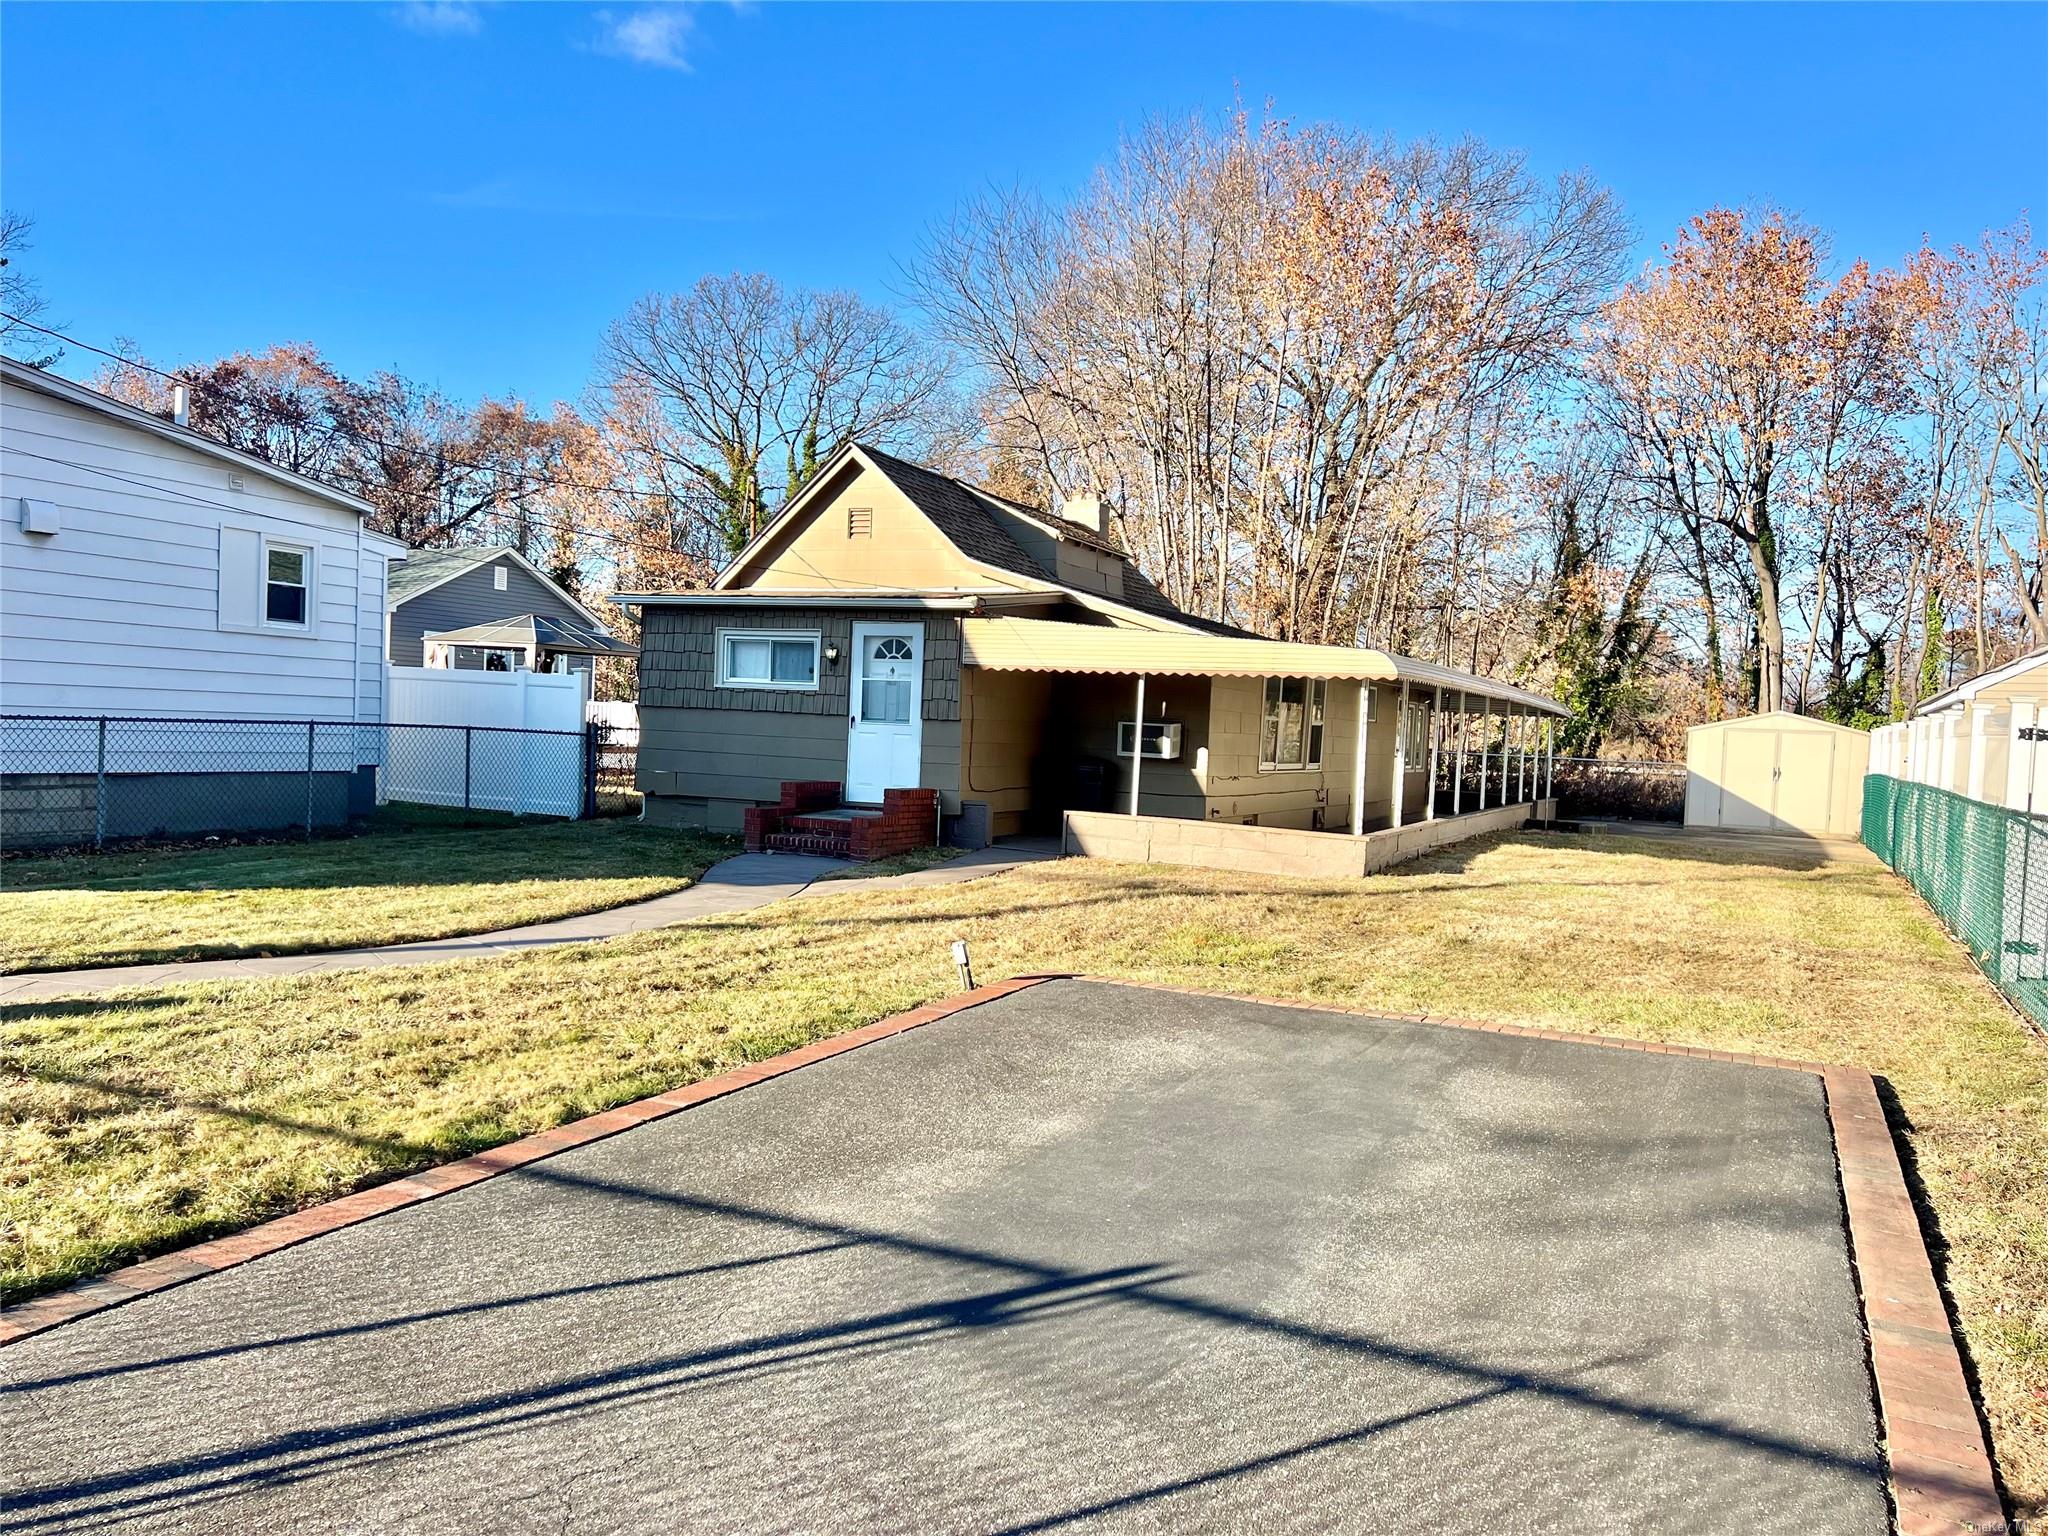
846 622 924 803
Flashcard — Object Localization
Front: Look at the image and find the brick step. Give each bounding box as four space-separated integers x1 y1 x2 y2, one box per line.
762 831 852 858
787 812 880 837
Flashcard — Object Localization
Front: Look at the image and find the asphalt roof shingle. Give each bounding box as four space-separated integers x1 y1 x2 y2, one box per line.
386 546 499 605
856 445 1251 635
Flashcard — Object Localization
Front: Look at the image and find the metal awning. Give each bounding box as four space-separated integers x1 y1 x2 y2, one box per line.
959 618 1567 716
423 614 639 657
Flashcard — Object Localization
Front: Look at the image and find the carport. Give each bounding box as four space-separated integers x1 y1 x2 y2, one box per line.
0 978 1921 1534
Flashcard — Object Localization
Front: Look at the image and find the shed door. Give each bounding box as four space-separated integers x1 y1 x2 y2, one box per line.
845 623 923 804
1719 731 1780 830
1772 735 1834 833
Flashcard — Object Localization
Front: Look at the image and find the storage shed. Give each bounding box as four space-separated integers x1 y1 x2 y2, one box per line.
1684 712 1870 837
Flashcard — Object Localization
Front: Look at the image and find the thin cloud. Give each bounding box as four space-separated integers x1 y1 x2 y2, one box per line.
592 6 695 71
393 1 484 36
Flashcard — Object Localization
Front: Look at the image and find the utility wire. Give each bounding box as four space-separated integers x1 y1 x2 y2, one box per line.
6 447 698 565
2 315 880 585
0 311 719 509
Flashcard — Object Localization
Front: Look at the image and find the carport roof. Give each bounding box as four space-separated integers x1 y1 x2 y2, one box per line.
960 617 1569 715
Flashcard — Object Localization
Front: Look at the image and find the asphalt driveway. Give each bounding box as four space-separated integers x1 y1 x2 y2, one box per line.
2 979 1885 1534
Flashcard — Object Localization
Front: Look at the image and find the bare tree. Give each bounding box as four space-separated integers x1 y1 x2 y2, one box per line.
0 212 61 366
593 273 959 555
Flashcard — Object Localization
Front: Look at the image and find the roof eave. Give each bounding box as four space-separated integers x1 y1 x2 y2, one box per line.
2 357 380 518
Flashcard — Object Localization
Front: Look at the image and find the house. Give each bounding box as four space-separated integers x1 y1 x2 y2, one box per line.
386 545 635 681
1870 646 2048 811
0 358 407 846
613 443 1566 872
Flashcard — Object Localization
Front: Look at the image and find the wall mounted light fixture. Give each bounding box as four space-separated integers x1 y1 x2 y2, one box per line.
824 643 842 664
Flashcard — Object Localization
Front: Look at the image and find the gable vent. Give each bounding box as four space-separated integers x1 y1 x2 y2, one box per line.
847 507 873 538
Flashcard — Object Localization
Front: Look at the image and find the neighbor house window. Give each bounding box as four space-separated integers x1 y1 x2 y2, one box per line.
1259 677 1326 771
263 540 311 628
717 629 820 690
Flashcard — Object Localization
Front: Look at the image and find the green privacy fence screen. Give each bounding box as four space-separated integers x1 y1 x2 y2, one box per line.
1863 774 2048 1031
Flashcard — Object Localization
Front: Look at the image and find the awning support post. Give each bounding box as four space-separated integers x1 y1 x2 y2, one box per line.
1452 691 1466 816
1391 679 1410 827
1129 675 1146 817
1545 719 1556 801
1350 681 1371 836
1425 684 1442 821
1478 699 1491 811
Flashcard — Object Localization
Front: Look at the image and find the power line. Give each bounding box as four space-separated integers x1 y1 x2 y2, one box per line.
5 446 700 565
0 310 721 510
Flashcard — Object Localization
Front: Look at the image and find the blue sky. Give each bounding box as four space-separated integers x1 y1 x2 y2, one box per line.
4 2 2043 407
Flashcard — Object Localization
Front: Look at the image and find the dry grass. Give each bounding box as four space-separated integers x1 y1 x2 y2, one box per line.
2 830 2042 1508
0 819 736 972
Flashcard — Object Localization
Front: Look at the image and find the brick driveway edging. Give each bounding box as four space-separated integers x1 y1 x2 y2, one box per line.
0 974 1066 1347
0 972 2005 1534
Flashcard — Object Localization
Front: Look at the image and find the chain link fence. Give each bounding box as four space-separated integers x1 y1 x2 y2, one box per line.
1864 773 2048 1033
2 714 606 853
1549 758 1687 822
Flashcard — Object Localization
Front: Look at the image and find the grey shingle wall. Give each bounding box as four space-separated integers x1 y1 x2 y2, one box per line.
639 606 961 723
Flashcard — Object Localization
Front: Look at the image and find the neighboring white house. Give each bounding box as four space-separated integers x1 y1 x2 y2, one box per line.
0 358 408 844
1870 646 2048 812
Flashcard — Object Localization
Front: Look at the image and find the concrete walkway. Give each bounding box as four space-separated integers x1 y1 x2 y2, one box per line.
0 845 1053 1005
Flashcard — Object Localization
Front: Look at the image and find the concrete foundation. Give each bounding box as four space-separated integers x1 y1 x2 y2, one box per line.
1 767 374 851
1061 798 1557 878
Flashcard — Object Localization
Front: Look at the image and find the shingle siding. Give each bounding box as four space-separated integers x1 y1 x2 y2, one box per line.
638 606 961 723
388 557 596 667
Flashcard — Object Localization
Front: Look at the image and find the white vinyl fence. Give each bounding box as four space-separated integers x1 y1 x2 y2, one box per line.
1870 702 2048 815
383 666 590 817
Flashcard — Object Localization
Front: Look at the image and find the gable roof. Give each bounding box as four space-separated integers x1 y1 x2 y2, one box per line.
1 357 382 521
710 441 1251 637
386 543 610 631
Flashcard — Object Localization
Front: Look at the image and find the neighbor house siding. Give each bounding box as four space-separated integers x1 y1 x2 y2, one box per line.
635 603 963 828
0 376 387 726
388 556 596 670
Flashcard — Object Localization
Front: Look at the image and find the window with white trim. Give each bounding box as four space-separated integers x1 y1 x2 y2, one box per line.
717 629 820 691
263 539 311 629
1259 677 1326 771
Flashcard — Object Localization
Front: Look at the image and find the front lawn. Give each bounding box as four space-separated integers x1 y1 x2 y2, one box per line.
0 816 736 972
3 831 2043 1510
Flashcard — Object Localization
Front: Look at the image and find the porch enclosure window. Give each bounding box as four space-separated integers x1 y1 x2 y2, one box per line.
1259 677 1327 771
717 630 820 691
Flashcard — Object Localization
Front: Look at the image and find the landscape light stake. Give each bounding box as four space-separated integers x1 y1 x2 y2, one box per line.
951 939 975 991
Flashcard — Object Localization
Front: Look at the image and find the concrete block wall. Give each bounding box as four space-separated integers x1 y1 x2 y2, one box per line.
1 773 98 850
1062 798 1557 880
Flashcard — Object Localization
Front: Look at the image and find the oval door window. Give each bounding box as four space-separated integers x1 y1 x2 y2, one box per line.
862 635 915 723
